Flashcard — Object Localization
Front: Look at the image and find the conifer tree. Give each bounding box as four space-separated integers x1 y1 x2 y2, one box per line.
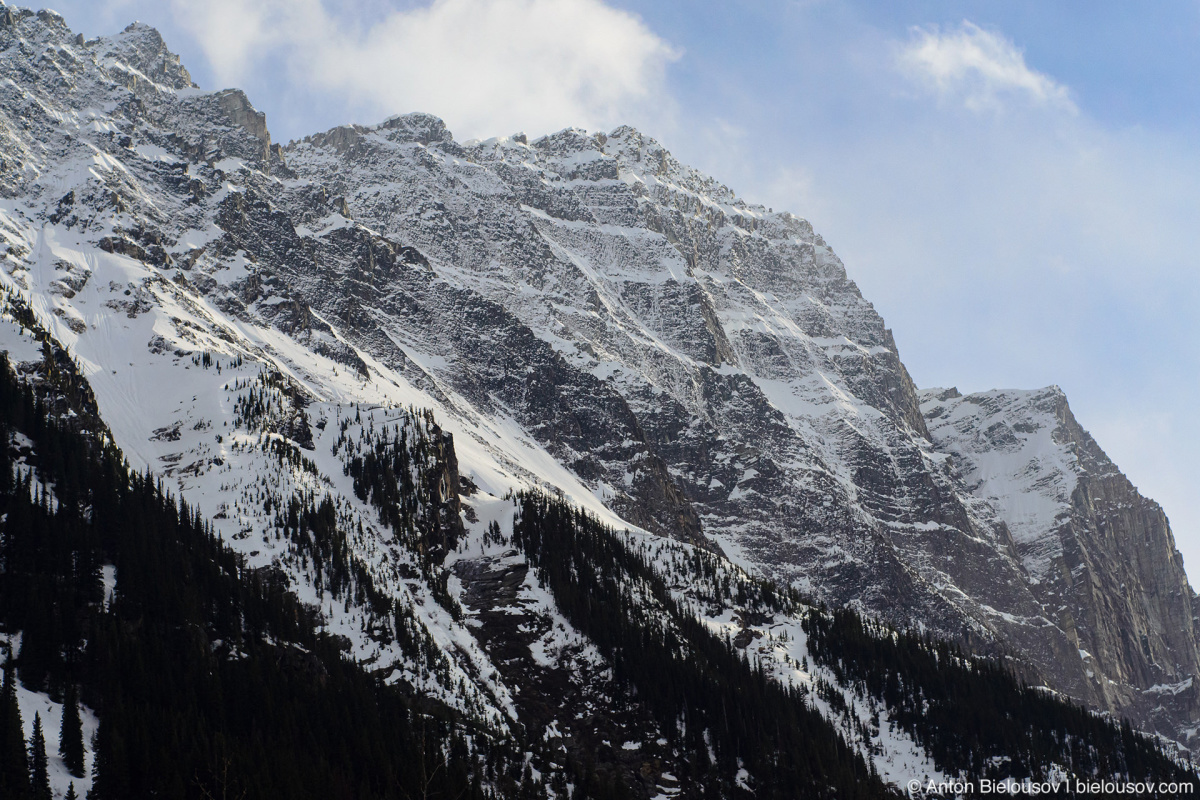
29 712 51 800
59 684 85 778
87 718 125 800
66 783 78 800
0 658 30 799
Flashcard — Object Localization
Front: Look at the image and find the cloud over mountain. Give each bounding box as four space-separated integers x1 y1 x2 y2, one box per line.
897 20 1075 114
172 0 678 139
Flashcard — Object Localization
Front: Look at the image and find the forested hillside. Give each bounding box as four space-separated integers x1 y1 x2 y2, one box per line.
510 494 1195 796
0 326 1194 798
0 7 1198 793
0 350 514 799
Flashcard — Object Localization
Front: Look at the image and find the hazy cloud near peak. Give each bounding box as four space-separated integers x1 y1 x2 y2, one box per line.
170 0 679 141
897 21 1076 114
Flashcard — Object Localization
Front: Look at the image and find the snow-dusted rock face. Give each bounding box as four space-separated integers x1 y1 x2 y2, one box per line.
281 107 1096 704
0 3 1197 755
923 386 1200 742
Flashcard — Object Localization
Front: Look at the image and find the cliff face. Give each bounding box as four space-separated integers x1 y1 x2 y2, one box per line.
1 3 1198 753
923 387 1200 739
279 112 1100 701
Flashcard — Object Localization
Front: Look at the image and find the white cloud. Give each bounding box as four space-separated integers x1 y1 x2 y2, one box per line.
898 21 1075 113
170 0 678 140
171 0 272 83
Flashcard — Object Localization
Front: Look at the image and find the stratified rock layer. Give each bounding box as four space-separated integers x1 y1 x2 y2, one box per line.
923 387 1200 741
0 3 1197 751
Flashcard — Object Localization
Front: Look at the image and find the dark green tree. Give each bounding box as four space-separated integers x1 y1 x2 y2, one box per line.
29 712 51 800
0 658 30 799
59 684 85 778
66 783 78 800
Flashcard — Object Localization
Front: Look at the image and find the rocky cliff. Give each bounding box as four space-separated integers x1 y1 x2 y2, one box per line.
923 386 1200 741
0 2 1197 758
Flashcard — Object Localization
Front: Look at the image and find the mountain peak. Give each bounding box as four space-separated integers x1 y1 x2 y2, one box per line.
376 112 455 145
96 19 196 91
4 7 1200 766
0 3 68 34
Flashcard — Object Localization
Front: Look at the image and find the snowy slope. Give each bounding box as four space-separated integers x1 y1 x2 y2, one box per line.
281 108 1100 710
921 387 1079 583
0 1 1197 766
923 386 1200 745
0 633 98 799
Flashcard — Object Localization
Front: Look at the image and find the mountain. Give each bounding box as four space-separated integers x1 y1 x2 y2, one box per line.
0 4 1196 795
921 386 1200 741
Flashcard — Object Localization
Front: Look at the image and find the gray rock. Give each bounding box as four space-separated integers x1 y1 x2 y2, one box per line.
3 4 1198 753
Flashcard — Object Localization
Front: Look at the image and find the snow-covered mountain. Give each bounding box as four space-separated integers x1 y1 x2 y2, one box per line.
922 386 1200 741
0 3 1197 789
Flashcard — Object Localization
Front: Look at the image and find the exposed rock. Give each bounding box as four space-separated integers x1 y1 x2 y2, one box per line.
2 3 1198 754
924 386 1200 744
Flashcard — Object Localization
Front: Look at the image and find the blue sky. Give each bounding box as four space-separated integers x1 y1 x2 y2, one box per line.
48 0 1200 577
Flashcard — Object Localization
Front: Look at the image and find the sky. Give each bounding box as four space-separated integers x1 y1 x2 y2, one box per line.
45 0 1200 578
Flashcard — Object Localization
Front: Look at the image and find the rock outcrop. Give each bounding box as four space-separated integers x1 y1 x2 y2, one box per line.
1 2 1197 753
923 386 1200 740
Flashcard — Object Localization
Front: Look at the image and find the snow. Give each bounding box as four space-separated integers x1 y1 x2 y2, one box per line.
133 143 175 163
1145 677 1194 696
1 634 99 800
921 388 1078 581
212 156 247 174
99 564 116 611
0 311 45 364
0 8 1182 776
735 767 751 790
170 224 224 253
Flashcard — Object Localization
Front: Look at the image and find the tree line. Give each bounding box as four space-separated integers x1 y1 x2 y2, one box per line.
0 351 528 799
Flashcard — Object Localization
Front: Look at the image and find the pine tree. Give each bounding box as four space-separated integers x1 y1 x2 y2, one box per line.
66 783 78 800
0 658 31 799
29 712 50 800
87 717 126 800
59 684 85 778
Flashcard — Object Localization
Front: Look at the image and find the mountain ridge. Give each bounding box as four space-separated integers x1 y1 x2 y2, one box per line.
0 2 1198 778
